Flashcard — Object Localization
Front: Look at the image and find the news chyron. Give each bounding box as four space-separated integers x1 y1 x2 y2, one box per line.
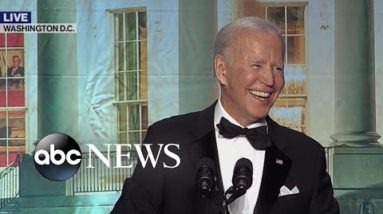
0 11 76 33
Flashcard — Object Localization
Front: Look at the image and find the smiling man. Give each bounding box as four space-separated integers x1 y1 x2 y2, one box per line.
112 17 339 214
214 23 285 126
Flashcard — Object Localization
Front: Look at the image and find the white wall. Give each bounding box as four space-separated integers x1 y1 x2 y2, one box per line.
217 0 235 29
306 0 336 147
76 0 180 148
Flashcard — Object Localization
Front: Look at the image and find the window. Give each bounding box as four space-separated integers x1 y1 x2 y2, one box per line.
113 9 148 145
0 33 26 167
256 5 307 133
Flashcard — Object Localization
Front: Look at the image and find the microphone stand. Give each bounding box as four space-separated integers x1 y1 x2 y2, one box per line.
219 186 247 214
221 198 230 214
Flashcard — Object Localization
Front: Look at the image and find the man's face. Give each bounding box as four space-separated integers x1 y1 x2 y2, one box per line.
215 29 285 126
12 57 20 67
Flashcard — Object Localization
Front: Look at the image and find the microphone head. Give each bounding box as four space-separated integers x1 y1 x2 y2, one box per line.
196 157 216 197
232 158 253 191
197 157 215 172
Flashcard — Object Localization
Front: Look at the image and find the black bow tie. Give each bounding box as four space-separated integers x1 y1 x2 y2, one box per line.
216 117 272 150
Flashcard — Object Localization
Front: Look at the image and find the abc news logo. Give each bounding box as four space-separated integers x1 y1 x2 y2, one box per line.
34 133 82 181
33 133 180 181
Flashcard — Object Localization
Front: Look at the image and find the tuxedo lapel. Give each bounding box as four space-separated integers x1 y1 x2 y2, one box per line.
186 101 216 164
186 101 226 213
187 101 225 194
254 145 291 214
187 130 224 193
254 117 292 214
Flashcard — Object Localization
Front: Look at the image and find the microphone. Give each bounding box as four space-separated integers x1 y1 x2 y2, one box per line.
232 158 253 193
225 158 253 205
196 157 216 198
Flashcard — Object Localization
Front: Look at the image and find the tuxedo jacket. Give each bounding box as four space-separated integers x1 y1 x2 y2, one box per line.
111 102 339 214
7 67 24 86
7 66 24 77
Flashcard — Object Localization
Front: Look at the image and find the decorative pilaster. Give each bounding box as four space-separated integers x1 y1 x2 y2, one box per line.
37 0 78 139
331 0 380 146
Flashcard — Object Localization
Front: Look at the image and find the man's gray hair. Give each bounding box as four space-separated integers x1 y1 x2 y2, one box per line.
213 16 284 61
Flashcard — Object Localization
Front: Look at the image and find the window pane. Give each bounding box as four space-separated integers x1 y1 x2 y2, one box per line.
287 99 305 124
126 71 137 100
128 104 139 131
10 152 19 163
271 98 305 127
141 131 147 141
115 13 124 42
267 7 285 33
287 106 304 126
287 7 304 34
9 139 25 149
139 41 147 70
287 36 305 64
119 105 127 131
5 51 25 106
0 34 5 47
139 70 147 100
284 65 306 95
0 80 5 107
9 140 25 154
141 105 148 130
138 12 147 40
119 132 127 144
0 50 6 76
7 33 24 47
139 41 147 100
7 50 24 69
0 152 8 166
8 76 25 84
0 50 6 106
125 12 137 41
7 82 24 107
128 131 139 144
114 43 119 70
118 72 125 101
9 117 25 138
0 112 7 138
126 42 138 70
270 106 287 125
117 43 124 71
8 110 24 121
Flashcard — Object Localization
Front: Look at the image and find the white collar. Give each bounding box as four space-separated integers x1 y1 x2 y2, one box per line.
214 99 267 129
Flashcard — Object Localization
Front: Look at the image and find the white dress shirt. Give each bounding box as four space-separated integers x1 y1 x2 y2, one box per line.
214 99 267 214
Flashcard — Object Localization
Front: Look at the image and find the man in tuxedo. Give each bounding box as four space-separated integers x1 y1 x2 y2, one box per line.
7 55 24 88
112 17 339 214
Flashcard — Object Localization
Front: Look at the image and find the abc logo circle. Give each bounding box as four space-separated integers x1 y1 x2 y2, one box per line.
33 133 82 181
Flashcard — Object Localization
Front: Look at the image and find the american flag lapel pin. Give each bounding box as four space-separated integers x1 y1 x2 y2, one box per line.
275 158 284 165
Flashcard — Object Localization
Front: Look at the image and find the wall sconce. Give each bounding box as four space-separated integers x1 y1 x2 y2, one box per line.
320 24 329 30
